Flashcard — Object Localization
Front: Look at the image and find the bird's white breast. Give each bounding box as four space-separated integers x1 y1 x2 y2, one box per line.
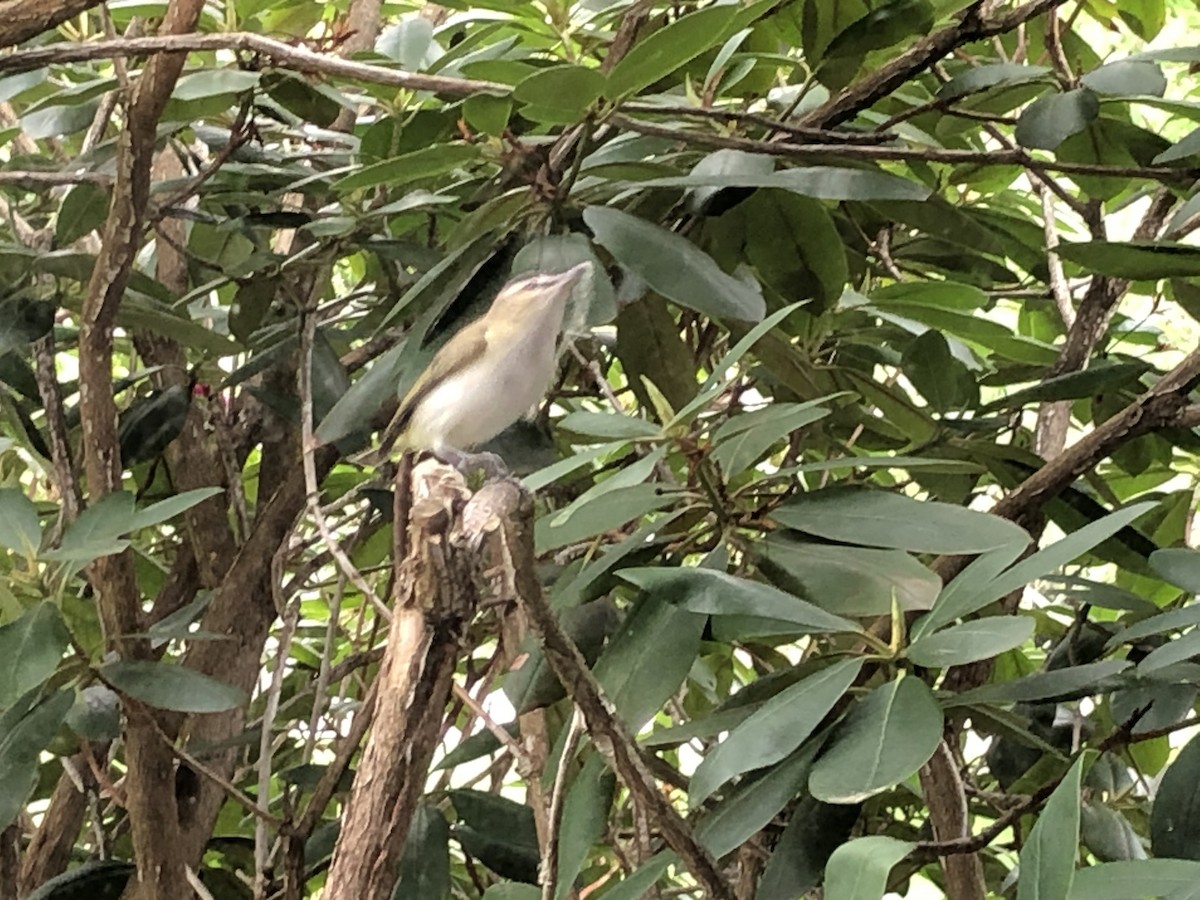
405 313 561 453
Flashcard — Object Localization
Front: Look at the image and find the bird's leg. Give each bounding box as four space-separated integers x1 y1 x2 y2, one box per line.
435 447 509 482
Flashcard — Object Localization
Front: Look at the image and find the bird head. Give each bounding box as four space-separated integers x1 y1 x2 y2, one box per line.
489 261 591 318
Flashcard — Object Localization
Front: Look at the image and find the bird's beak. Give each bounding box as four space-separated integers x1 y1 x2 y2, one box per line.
554 261 592 290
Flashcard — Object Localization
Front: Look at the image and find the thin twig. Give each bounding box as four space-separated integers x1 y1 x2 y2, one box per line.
541 709 586 900
0 33 509 96
450 680 534 772
298 309 389 618
609 114 1199 184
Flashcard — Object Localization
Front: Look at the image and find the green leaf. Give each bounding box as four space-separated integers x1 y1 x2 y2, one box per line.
947 660 1128 707
903 330 978 412
808 676 943 803
605 6 739 99
1069 860 1200 899
771 487 1030 555
129 487 224 531
0 488 40 555
100 660 247 713
0 294 54 356
377 18 434 68
513 65 604 123
938 63 1052 100
1137 628 1200 673
555 754 615 900
172 68 260 100
618 567 862 634
463 93 512 135
1057 241 1200 279
1152 735 1200 860
1081 802 1147 862
534 483 676 554
56 182 111 246
823 836 915 900
333 144 479 193
1150 548 1200 593
0 603 70 710
757 798 862 900
689 658 862 805
759 535 942 617
481 886 539 900
583 206 766 322
1154 126 1200 164
556 410 659 440
711 403 831 476
631 167 931 202
1015 88 1100 150
1080 60 1166 97
1018 756 1084 900
450 789 540 884
907 616 1035 668
315 341 408 447
922 502 1157 632
981 362 1149 411
43 492 137 566
393 803 451 900
0 690 73 829
695 742 819 858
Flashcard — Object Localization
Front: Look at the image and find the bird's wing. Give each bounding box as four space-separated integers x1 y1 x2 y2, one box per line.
377 319 491 453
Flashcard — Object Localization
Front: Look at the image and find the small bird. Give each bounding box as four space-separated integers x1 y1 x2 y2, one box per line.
364 261 591 471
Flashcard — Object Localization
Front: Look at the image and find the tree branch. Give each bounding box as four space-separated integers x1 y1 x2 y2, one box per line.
0 32 509 96
493 481 735 900
608 114 1200 183
795 0 1070 129
0 0 104 50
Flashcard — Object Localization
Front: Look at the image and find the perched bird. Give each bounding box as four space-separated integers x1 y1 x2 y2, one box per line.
364 262 590 470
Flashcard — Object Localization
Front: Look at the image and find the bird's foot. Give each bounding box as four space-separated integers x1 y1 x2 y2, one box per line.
436 449 509 483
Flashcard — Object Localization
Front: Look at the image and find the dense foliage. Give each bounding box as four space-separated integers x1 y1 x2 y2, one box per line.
1 1 1200 899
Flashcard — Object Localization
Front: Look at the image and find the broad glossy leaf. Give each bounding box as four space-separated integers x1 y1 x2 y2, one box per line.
903 329 978 412
534 483 675 554
1081 802 1147 862
0 488 40 554
333 144 479 193
556 410 659 440
756 798 862 900
1154 127 1200 164
938 63 1052 99
1106 605 1200 650
982 361 1149 411
513 65 604 123
605 6 739 99
772 487 1029 555
315 341 407 446
450 789 540 884
23 860 132 900
1057 241 1200 279
690 658 861 805
100 660 247 713
0 603 70 709
947 660 1129 707
0 294 54 356
480 886 539 900
618 567 861 634
1138 628 1200 673
808 676 943 803
759 535 941 616
925 502 1157 630
824 836 915 900
907 616 1035 668
1069 860 1200 899
1150 548 1200 593
377 17 434 68
56 181 110 246
583 207 766 322
1016 88 1100 150
172 68 259 100
43 492 137 565
129 487 224 531
555 754 614 900
1080 59 1166 97
593 596 705 730
695 741 819 858
393 803 451 900
1018 756 1084 900
0 689 72 829
711 404 830 476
